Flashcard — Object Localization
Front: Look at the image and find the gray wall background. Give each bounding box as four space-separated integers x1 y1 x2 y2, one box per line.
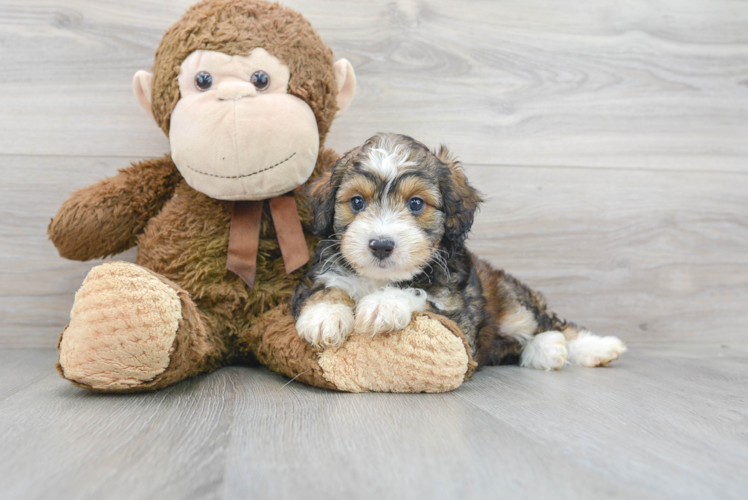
1 0 746 347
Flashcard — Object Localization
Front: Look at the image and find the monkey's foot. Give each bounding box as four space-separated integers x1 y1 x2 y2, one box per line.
57 262 214 392
319 312 476 392
247 307 476 393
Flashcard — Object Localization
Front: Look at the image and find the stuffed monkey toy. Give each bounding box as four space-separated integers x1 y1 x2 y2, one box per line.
49 0 476 393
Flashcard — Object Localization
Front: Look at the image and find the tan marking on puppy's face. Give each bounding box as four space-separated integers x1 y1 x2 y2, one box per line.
335 176 378 231
396 176 440 208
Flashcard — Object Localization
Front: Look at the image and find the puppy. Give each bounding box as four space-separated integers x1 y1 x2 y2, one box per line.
292 133 626 370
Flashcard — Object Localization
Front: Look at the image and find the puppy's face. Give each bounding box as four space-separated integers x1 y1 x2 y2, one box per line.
334 139 444 281
308 134 481 282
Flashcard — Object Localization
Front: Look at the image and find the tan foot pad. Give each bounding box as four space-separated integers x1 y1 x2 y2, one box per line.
58 262 182 390
318 313 474 393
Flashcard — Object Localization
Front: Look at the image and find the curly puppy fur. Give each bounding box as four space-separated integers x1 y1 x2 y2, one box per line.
293 134 626 370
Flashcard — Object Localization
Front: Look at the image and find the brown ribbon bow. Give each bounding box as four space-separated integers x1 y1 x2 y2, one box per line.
226 193 309 288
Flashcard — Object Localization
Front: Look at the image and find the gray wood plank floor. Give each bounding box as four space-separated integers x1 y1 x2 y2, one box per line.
2 0 747 347
1 346 746 500
1 0 747 498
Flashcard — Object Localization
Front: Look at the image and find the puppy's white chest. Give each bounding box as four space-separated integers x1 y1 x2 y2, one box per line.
317 272 386 302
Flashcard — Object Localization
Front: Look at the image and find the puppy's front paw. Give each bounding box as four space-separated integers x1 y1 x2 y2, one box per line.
355 288 426 336
296 303 355 348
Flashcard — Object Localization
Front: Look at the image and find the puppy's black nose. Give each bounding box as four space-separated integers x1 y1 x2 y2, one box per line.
369 239 395 260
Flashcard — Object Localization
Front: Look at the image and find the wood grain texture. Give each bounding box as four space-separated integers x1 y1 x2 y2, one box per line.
0 7 745 340
1 346 746 499
3 155 745 346
0 0 747 169
0 155 140 347
467 164 748 344
2 2 747 498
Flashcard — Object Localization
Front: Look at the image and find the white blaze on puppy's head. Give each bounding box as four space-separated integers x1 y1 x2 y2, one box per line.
361 135 416 186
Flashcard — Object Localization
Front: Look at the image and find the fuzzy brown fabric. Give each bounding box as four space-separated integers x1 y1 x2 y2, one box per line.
132 154 327 361
240 306 475 392
50 0 471 394
48 156 181 261
151 0 338 143
316 313 473 393
50 0 339 375
240 302 336 390
420 311 478 381
52 151 329 391
56 265 220 393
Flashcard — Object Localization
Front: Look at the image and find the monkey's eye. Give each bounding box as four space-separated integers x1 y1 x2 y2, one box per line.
251 70 270 90
194 71 213 91
407 197 425 215
350 195 366 213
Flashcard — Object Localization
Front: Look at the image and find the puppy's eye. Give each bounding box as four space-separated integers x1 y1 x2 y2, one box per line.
251 70 270 90
195 71 213 91
350 195 366 213
407 196 425 215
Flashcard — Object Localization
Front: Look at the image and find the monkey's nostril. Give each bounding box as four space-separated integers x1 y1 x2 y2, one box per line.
216 82 257 101
369 239 395 260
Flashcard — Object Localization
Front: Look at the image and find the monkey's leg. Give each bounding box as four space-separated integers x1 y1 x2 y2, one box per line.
57 262 221 392
240 306 476 393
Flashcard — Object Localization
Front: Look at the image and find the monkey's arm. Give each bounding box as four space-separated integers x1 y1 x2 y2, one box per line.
48 155 182 261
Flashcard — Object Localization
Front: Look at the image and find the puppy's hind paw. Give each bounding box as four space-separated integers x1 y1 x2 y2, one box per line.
567 331 627 367
519 331 568 370
296 303 355 348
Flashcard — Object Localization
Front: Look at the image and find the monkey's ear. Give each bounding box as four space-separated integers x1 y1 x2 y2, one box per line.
132 70 155 120
306 148 356 236
438 146 482 243
333 59 356 118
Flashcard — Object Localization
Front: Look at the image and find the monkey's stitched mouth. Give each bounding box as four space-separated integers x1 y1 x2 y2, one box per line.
185 152 297 179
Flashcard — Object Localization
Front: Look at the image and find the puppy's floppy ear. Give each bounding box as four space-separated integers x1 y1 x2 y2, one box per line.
437 146 482 243
306 147 357 237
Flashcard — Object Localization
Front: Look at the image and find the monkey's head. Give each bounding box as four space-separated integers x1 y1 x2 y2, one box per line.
132 0 356 201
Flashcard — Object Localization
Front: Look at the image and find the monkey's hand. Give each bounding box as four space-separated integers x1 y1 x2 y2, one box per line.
48 155 181 261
